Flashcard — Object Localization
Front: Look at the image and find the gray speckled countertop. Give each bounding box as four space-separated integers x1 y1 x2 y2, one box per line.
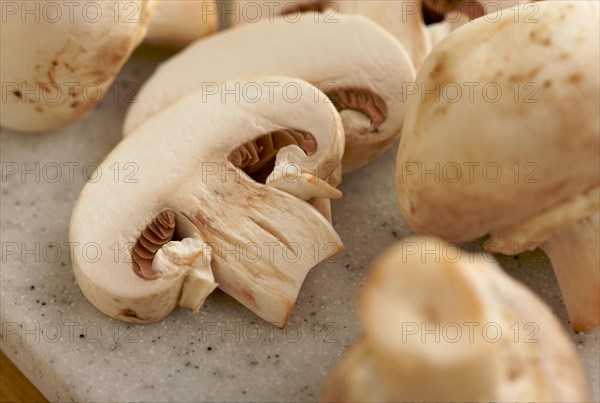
1 49 599 402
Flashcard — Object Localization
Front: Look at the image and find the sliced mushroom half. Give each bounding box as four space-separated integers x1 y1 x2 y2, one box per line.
70 78 345 327
123 14 415 172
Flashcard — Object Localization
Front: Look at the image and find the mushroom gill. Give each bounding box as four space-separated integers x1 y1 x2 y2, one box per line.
132 210 176 280
228 128 317 183
325 87 388 131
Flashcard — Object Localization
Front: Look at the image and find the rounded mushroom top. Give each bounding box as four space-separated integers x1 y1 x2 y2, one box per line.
123 14 414 171
396 1 600 242
0 0 156 132
70 77 343 314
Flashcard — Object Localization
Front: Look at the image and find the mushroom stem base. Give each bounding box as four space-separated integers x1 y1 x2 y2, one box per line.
541 212 600 331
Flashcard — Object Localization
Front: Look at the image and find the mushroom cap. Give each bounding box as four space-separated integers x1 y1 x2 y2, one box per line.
0 0 156 132
70 77 344 326
321 237 589 401
396 1 600 242
123 14 415 172
144 0 218 47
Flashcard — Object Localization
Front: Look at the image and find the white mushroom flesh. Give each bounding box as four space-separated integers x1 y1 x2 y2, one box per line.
70 78 345 327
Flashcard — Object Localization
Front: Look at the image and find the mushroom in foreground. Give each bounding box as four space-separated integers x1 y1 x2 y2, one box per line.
396 1 599 330
144 0 218 47
320 237 589 402
123 14 415 172
0 0 156 133
70 78 345 327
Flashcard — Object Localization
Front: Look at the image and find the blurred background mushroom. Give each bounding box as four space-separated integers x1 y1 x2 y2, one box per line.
0 0 218 133
229 0 537 69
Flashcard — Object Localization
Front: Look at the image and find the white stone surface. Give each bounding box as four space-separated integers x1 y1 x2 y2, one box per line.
1 51 598 402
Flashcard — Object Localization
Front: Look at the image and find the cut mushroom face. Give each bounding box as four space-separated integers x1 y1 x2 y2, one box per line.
396 1 600 330
320 237 589 401
123 14 415 172
144 0 218 47
0 0 156 133
70 78 344 327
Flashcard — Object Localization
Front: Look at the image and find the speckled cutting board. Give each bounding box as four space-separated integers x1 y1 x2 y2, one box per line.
1 47 598 402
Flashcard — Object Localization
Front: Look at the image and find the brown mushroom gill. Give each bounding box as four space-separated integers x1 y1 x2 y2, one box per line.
228 128 317 183
325 87 388 131
132 210 176 280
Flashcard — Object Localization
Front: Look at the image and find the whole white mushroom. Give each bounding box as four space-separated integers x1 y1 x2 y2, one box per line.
396 1 600 331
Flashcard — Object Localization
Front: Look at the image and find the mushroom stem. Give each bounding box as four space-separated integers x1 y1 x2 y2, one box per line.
179 268 219 314
540 212 600 332
153 237 218 314
353 244 503 401
366 335 500 401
